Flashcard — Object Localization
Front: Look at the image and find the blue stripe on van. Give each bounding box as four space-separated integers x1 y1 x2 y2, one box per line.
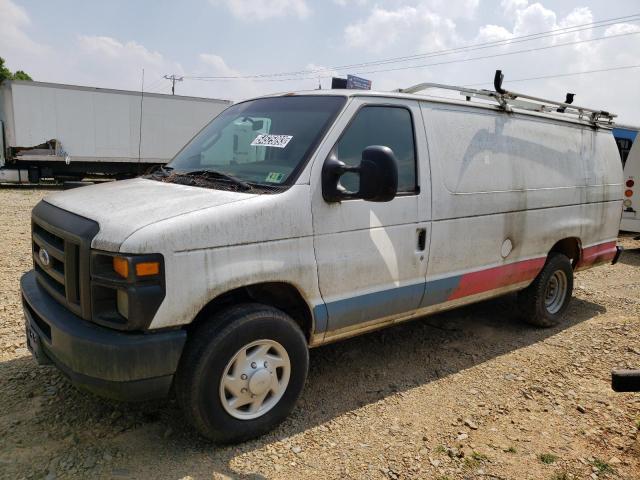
323 282 427 332
419 275 462 309
313 277 462 334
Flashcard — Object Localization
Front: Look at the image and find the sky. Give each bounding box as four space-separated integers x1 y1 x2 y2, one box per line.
1 0 640 124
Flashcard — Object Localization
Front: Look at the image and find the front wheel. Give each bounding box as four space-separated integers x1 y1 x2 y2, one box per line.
517 253 574 327
175 303 309 443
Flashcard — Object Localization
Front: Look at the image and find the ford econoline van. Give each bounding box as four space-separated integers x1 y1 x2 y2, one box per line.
21 79 623 442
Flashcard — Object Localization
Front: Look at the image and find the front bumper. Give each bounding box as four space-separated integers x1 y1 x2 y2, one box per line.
21 270 186 401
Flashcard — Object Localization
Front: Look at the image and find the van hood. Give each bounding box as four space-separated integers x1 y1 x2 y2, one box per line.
44 178 257 251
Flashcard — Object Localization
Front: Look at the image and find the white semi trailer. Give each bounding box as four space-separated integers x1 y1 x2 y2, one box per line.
0 80 230 183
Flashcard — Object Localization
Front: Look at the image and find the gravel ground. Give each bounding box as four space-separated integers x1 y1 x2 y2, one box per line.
1 187 639 480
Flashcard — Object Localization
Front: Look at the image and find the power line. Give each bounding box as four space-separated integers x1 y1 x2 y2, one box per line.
461 64 640 87
186 13 640 80
186 30 640 83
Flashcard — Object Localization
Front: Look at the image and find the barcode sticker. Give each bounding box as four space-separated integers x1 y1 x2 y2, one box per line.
250 134 293 148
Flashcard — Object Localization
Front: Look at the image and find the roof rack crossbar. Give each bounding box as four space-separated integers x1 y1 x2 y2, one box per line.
395 71 616 126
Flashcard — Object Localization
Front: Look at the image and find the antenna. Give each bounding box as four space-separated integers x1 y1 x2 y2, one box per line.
163 74 184 95
557 93 575 113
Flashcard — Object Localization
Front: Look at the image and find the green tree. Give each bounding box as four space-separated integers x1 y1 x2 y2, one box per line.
0 57 12 83
0 57 33 82
13 70 32 81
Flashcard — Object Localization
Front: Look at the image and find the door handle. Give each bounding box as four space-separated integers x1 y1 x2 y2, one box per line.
417 228 426 251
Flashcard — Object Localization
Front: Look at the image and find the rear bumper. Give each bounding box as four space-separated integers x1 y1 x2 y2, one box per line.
21 270 187 401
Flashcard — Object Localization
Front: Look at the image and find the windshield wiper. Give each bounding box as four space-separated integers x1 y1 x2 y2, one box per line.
175 169 253 191
144 165 173 178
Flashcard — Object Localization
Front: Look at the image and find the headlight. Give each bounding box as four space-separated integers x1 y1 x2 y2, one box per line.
90 251 165 331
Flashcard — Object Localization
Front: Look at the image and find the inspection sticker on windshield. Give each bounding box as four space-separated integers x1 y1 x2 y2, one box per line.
265 172 285 183
251 134 293 149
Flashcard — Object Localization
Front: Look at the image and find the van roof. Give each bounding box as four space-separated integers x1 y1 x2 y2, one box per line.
252 88 614 130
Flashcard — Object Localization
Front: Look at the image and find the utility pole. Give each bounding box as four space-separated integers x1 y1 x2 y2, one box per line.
163 74 183 95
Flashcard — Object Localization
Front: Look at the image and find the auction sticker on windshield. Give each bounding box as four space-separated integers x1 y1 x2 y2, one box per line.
251 134 293 148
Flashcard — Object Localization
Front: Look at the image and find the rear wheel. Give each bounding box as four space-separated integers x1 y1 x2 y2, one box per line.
518 253 573 327
175 303 308 443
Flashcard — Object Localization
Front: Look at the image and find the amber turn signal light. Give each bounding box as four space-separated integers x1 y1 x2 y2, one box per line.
625 189 634 197
135 261 160 277
113 256 129 278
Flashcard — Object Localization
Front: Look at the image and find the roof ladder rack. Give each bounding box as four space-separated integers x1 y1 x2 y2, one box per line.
395 70 616 126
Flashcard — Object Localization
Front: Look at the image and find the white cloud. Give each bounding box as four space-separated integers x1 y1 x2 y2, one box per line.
500 0 528 16
3 0 640 124
475 24 513 43
421 0 479 20
0 0 49 61
512 2 557 36
345 5 458 53
473 2 640 124
78 36 165 66
184 53 263 100
210 0 311 21
333 0 368 6
73 35 183 94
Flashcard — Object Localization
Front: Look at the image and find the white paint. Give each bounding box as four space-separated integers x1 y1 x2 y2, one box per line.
0 80 230 164
621 139 640 233
35 89 623 343
309 96 430 335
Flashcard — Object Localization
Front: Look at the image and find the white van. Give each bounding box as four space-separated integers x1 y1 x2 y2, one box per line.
21 77 623 442
621 139 640 232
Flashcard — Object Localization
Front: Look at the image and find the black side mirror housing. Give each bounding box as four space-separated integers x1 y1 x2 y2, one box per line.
322 145 398 203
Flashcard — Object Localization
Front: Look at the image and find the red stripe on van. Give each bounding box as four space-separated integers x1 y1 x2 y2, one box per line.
448 257 546 301
576 241 617 270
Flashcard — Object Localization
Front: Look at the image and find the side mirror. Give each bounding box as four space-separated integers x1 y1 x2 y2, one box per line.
322 145 398 203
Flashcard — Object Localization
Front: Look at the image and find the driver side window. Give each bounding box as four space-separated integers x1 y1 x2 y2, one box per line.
335 106 418 193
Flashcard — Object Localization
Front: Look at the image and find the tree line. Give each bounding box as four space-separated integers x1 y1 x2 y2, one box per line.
0 57 33 82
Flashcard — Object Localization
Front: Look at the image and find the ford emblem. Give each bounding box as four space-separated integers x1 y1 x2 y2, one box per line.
39 248 51 267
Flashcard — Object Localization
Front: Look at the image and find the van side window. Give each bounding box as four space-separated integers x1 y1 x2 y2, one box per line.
335 106 417 193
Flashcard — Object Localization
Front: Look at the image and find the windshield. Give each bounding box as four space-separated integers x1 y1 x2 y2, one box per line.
167 95 346 189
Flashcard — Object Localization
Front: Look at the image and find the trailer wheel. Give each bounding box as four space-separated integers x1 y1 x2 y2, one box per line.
175 303 308 443
517 253 573 327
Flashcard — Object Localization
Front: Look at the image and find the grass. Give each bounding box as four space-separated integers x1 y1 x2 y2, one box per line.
539 453 559 464
434 444 447 454
471 452 488 462
550 471 571 480
592 458 613 474
463 457 479 469
463 451 489 470
505 446 517 453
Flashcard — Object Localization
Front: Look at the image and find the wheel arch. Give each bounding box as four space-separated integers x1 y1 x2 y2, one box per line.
549 237 582 268
188 282 314 343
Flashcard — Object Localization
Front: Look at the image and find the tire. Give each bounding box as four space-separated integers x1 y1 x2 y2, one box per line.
175 303 309 443
517 253 574 327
